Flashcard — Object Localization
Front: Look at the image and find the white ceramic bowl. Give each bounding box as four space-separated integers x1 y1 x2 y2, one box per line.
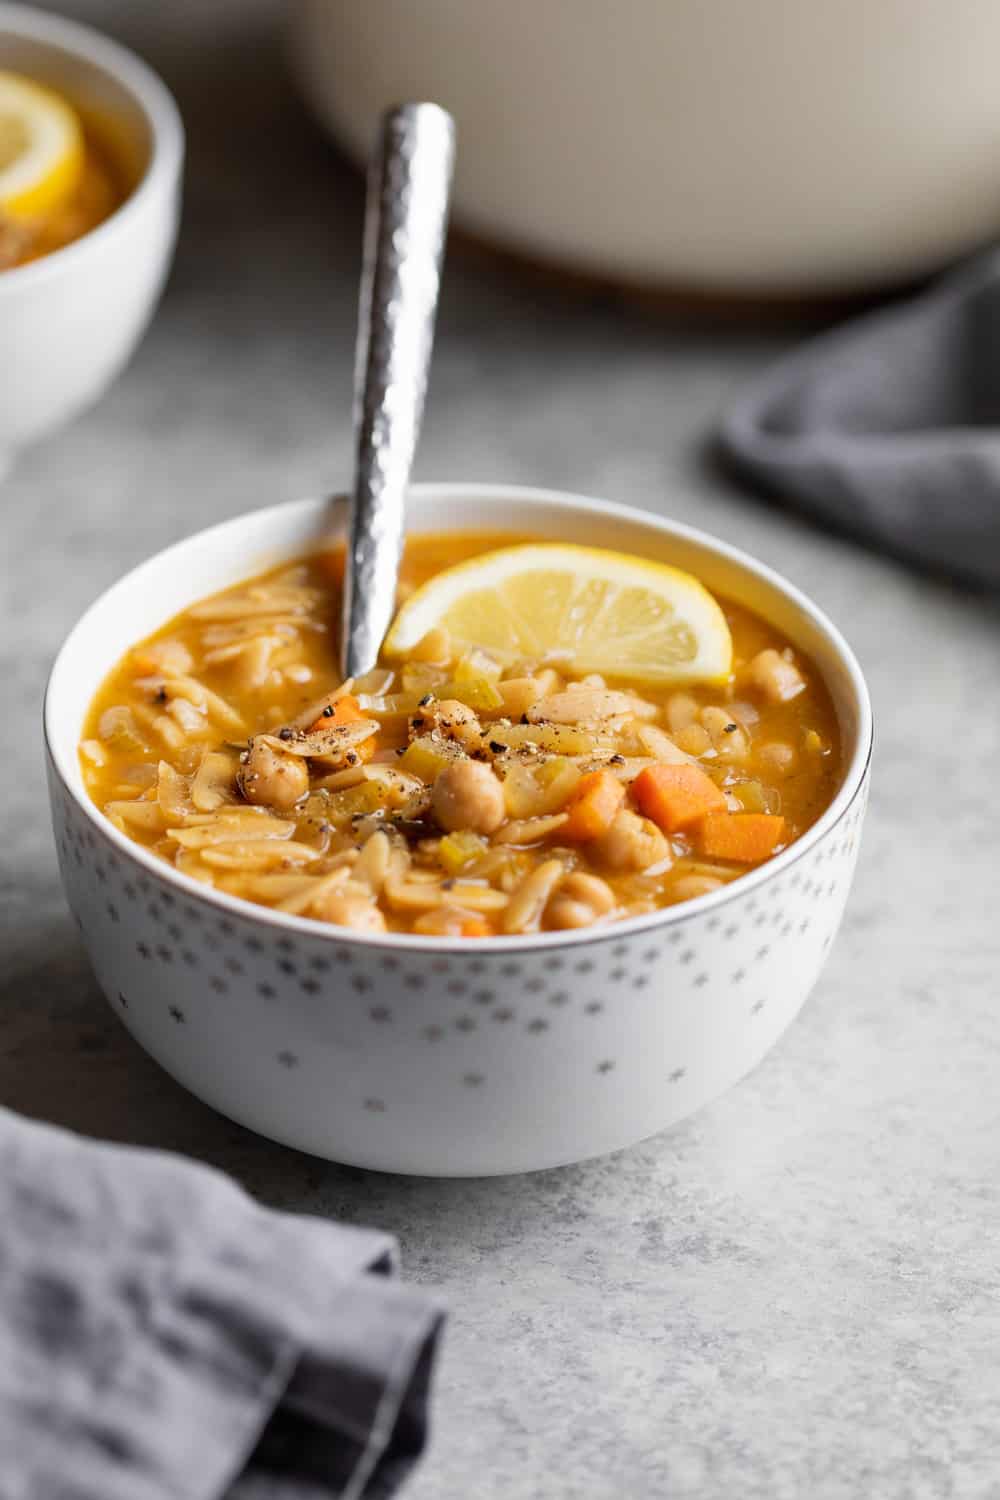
290 0 1000 297
45 486 872 1176
0 3 183 466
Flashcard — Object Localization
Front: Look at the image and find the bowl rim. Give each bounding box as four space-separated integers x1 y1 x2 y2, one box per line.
0 0 184 295
45 483 873 954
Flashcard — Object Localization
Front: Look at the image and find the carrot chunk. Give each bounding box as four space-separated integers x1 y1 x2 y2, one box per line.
562 769 626 842
306 693 365 731
308 694 376 760
460 915 492 938
338 697 366 726
632 763 727 834
698 812 786 864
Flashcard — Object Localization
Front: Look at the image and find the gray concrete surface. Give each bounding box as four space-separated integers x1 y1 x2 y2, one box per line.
4 4 999 1496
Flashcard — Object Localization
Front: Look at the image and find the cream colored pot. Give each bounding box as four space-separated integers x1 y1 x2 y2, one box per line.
290 0 1000 296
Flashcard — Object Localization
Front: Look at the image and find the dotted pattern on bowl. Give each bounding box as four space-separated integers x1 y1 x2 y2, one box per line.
49 766 868 1170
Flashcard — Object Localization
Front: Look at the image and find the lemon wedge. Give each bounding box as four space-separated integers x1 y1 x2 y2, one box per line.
385 543 733 684
0 71 83 224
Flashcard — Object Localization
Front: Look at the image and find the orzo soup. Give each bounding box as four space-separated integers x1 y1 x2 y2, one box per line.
80 533 841 937
0 71 129 271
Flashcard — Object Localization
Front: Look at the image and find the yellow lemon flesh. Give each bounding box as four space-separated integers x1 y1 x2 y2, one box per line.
384 543 733 685
0 71 83 224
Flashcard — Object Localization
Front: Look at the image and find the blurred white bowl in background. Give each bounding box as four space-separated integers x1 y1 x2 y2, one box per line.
0 3 182 467
290 0 1000 301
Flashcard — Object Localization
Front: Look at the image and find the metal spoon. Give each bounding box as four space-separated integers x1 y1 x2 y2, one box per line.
340 102 456 679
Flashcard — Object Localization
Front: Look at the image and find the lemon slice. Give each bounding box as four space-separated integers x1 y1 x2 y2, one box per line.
0 71 83 224
385 543 733 684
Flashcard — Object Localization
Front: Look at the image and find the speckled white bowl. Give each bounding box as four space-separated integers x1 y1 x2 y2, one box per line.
44 486 872 1175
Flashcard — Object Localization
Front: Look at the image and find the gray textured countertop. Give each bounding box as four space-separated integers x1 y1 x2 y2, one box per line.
5 4 999 1496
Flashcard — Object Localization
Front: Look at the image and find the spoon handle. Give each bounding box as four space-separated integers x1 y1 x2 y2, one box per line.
341 102 456 679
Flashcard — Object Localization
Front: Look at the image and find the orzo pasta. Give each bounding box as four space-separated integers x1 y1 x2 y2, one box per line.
80 533 841 937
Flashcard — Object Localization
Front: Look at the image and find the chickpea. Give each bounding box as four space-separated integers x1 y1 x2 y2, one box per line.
240 737 309 812
758 741 797 775
747 648 805 704
316 890 387 932
432 759 506 835
591 809 669 873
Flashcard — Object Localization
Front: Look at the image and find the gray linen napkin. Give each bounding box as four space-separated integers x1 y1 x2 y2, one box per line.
718 252 1000 585
0 1106 444 1500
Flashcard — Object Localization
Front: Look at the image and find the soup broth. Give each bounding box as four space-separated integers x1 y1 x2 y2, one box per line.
80 533 841 937
1 124 128 271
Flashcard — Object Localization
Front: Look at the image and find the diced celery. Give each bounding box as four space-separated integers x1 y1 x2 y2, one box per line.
327 781 388 823
535 756 582 810
353 667 395 696
731 780 766 814
376 692 424 714
453 649 502 684
437 676 504 711
402 663 449 696
439 829 487 874
730 780 779 815
495 677 543 718
399 735 462 782
502 757 581 818
502 764 542 819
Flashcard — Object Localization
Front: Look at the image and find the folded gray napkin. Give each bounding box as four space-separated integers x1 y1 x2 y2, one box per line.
719 252 1000 585
0 1106 444 1500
